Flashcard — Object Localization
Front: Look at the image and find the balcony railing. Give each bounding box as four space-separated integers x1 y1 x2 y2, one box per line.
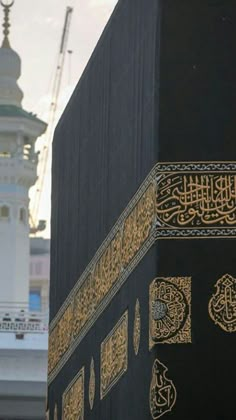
0 309 48 334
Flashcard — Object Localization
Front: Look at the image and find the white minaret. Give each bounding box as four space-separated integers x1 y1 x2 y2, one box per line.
0 1 47 311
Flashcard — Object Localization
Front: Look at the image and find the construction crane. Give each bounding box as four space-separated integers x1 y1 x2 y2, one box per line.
30 6 73 234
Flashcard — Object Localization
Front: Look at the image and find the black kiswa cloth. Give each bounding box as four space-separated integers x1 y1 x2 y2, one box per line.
48 0 236 419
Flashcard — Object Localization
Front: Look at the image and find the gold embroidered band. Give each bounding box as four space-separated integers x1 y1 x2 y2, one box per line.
48 162 236 384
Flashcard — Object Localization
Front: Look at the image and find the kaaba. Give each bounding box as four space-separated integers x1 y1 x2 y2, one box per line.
48 0 236 419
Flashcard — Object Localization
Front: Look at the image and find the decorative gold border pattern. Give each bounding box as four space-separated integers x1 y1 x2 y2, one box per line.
62 367 84 420
100 311 128 399
48 162 236 384
149 277 191 348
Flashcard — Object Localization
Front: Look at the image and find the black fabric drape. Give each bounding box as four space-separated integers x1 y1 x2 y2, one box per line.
49 0 236 419
156 2 236 419
50 0 159 319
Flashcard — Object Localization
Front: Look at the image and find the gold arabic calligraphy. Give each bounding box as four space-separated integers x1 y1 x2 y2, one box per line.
156 174 236 227
62 367 84 420
48 184 155 375
149 277 191 348
209 274 236 332
150 359 177 419
100 311 128 399
48 164 236 384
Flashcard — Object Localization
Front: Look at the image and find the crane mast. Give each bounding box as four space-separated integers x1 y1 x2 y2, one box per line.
30 6 73 234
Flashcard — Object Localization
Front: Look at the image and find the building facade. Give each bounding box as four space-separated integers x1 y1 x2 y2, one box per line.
0 2 49 419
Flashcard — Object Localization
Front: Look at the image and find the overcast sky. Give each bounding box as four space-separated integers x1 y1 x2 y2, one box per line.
1 0 118 237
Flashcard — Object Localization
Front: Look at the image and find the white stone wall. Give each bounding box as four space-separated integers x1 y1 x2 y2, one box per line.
0 183 30 307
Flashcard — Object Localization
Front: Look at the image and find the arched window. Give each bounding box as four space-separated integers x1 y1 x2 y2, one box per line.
19 207 26 224
0 205 10 219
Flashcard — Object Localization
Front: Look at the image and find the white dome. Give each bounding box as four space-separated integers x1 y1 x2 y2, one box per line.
0 46 23 106
0 46 21 78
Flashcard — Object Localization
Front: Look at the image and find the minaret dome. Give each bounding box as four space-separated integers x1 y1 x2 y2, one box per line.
0 1 23 106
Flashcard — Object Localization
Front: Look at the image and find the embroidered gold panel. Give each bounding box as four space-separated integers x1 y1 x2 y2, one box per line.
100 311 128 399
48 162 236 384
49 182 155 380
209 274 236 332
155 162 236 238
133 299 141 355
156 173 236 229
62 367 84 420
48 302 74 378
89 358 95 410
150 358 177 419
149 277 191 348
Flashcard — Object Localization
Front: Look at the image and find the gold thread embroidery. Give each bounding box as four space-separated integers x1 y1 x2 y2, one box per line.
48 162 236 384
62 367 84 420
133 299 141 355
49 184 155 376
89 358 95 410
149 277 191 349
100 311 128 399
48 302 74 375
150 359 177 419
209 274 236 332
156 173 236 228
122 185 155 268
